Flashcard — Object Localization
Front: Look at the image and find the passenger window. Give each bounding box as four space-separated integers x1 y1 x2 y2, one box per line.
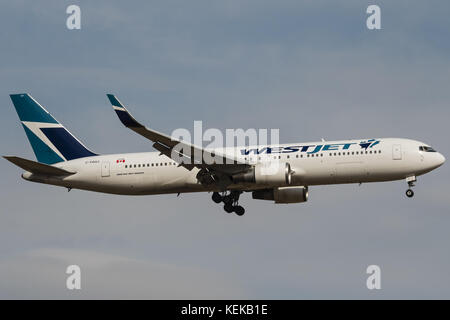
125 165 127 168
287 155 290 159
133 164 136 168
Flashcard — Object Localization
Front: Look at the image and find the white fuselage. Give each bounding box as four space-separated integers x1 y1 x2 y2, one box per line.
22 138 445 195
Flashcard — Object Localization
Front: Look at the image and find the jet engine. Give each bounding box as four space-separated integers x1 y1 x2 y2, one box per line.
252 186 308 203
232 162 293 186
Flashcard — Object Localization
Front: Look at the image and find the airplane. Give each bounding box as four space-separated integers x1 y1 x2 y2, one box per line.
3 93 445 216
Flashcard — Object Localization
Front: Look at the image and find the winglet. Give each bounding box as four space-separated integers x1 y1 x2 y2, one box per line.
107 94 143 128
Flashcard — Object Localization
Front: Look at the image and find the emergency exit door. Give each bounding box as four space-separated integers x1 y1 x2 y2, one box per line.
392 144 402 160
101 161 110 177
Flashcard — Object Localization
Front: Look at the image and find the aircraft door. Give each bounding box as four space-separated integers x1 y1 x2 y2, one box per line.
101 161 110 177
392 144 402 160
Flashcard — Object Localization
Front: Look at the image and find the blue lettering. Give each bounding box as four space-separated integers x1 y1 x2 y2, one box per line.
258 147 268 154
270 147 283 154
282 146 300 153
342 143 356 150
307 145 323 154
240 141 378 156
240 148 266 155
323 144 340 151
300 145 314 152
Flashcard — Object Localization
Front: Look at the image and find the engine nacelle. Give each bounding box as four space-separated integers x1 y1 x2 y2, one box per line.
252 186 308 203
232 162 292 186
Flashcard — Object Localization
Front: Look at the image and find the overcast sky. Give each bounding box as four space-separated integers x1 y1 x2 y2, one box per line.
0 0 449 299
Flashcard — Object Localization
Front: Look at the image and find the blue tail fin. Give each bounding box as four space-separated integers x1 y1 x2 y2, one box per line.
10 94 97 164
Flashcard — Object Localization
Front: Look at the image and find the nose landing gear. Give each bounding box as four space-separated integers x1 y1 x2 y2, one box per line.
405 176 416 198
211 191 245 216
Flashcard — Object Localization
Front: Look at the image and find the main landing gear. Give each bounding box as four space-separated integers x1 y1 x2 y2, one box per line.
405 176 416 198
211 191 245 216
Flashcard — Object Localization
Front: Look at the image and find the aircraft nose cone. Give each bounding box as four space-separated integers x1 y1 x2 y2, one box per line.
430 153 446 170
424 152 445 172
438 153 446 166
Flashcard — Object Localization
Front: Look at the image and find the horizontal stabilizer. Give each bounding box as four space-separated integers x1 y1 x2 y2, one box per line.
3 156 75 176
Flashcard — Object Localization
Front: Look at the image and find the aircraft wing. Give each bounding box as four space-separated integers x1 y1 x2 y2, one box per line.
3 156 75 176
107 94 250 180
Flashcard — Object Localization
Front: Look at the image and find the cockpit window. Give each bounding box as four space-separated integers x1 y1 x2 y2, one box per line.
419 146 436 152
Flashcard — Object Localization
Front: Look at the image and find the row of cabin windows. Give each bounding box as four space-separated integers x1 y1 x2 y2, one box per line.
124 162 177 169
122 150 382 168
244 150 381 161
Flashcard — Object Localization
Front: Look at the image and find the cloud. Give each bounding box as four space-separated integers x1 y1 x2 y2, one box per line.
0 0 449 299
0 248 246 299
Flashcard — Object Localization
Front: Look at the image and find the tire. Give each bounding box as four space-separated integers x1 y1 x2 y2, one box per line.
224 203 234 213
234 206 245 216
223 195 233 205
406 189 414 198
212 192 222 203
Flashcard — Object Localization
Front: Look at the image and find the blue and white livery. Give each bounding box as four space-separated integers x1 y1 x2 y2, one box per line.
4 93 445 216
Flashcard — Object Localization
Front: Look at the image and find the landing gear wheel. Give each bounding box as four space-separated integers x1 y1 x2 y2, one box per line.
212 192 222 203
224 203 234 213
223 195 233 205
406 189 414 198
234 206 245 216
